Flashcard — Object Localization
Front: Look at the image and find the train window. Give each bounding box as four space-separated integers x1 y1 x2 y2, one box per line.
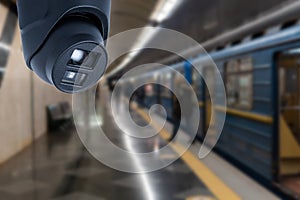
160 72 172 98
240 57 252 71
145 84 155 97
174 68 186 97
192 68 202 99
174 67 185 81
225 57 253 109
239 74 253 107
226 75 239 106
226 60 239 73
205 67 216 97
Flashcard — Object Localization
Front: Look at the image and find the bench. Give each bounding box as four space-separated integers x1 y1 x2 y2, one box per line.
47 101 73 131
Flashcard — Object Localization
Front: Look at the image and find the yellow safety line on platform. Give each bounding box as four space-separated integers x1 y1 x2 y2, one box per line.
134 107 241 200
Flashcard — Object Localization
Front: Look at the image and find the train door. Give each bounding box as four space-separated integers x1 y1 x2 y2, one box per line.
159 72 173 119
277 49 300 194
192 67 205 140
144 76 157 108
173 66 185 124
204 66 216 142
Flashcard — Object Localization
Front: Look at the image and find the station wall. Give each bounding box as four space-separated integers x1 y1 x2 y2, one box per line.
0 4 72 165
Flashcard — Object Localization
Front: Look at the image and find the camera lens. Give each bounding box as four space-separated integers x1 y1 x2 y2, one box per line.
68 49 102 70
30 15 108 93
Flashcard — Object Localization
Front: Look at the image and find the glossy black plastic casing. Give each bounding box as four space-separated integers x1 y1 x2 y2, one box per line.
17 0 111 93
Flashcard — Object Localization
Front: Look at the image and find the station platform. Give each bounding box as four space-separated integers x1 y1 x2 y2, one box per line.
0 87 280 200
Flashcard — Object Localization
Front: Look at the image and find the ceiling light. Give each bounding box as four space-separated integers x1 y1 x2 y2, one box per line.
107 0 183 77
107 28 159 76
150 0 183 23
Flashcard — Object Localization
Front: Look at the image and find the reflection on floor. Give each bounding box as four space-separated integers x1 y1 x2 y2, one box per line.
282 176 300 195
0 85 281 200
0 106 214 200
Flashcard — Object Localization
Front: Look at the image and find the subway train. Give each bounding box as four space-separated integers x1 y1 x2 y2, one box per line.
2 0 300 199
117 6 300 198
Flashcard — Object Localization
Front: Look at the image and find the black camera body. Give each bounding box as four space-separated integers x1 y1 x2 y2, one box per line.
17 0 111 93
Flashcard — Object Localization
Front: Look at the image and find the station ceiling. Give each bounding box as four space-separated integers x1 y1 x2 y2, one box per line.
1 0 293 76
108 0 292 76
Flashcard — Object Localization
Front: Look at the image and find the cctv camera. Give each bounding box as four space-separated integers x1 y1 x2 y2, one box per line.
17 0 110 93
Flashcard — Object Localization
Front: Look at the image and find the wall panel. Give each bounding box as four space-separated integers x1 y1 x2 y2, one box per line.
0 8 72 164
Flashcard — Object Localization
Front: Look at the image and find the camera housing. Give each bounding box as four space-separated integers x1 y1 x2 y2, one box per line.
17 0 110 93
